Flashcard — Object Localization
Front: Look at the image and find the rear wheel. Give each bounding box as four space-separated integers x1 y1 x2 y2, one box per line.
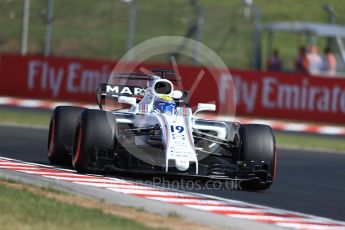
48 106 84 165
72 109 117 173
239 124 276 190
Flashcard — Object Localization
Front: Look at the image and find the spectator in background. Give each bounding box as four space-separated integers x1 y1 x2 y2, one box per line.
294 46 308 72
306 45 322 75
321 47 337 76
267 49 282 71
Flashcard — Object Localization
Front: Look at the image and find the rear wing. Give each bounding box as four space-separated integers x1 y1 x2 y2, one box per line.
96 84 143 109
96 84 189 110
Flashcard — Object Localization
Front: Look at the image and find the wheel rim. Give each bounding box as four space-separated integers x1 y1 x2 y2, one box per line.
273 145 277 180
48 118 55 158
73 125 83 168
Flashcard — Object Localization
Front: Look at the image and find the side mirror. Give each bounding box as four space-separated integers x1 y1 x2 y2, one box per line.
118 96 137 106
194 103 216 116
172 90 183 99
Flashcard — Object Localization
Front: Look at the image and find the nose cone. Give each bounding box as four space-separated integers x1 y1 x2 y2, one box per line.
175 159 190 171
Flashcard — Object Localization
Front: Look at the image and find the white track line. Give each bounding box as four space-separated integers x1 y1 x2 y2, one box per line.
149 197 231 205
74 182 157 190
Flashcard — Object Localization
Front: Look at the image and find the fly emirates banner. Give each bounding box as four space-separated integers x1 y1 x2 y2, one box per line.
1 53 345 124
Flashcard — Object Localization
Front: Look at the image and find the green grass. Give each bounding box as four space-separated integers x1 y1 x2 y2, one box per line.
0 181 163 230
167 211 182 219
0 109 50 127
275 133 345 152
1 0 344 69
1 108 344 152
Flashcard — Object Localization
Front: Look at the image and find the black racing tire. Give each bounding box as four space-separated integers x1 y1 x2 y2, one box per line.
72 109 117 173
239 124 276 190
48 106 85 165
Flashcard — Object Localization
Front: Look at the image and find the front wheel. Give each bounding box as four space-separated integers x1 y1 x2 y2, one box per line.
239 124 276 190
72 109 117 173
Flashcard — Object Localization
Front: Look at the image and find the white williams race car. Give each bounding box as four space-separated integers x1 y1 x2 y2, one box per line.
48 69 277 190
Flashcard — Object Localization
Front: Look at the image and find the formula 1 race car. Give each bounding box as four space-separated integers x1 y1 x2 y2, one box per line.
48 69 276 190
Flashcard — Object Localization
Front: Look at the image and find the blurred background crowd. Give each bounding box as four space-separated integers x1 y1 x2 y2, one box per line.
268 45 337 76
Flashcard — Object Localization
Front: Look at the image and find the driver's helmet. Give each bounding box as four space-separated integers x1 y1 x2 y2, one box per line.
153 96 176 114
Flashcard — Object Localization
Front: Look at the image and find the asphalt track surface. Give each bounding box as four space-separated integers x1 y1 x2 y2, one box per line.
0 124 345 222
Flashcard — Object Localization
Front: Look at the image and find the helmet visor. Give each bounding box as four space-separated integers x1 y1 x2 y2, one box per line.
155 102 175 114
